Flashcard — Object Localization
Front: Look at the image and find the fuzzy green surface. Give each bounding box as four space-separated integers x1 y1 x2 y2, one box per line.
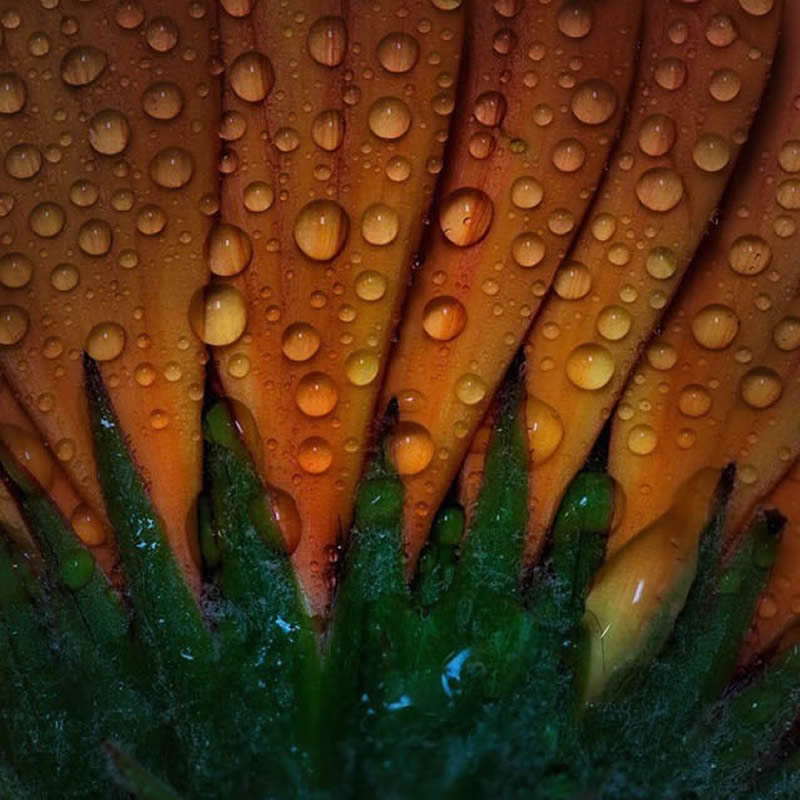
0 361 798 799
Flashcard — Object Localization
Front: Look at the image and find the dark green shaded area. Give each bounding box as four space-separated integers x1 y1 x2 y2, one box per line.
0 361 798 799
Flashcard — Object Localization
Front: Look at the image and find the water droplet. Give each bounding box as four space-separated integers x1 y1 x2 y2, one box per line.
78 218 113 256
0 305 28 345
89 108 131 156
778 140 800 173
729 234 771 275
355 270 388 302
474 91 507 127
512 233 545 268
136 204 168 236
740 367 782 408
345 350 379 386
777 179 800 210
638 113 676 156
311 109 345 151
29 202 66 238
149 147 194 189
566 343 615 390
86 322 125 361
60 46 107 87
691 304 739 349
229 51 275 102
295 371 338 417
525 396 564 463
553 260 592 299
206 223 252 277
189 283 247 346
692 133 730 173
386 156 411 182
368 96 412 140
50 263 79 292
627 424 657 455
596 305 632 341
591 212 617 242
510 176 543 210
645 246 678 280
308 15 347 67
422 296 466 341
69 179 98 207
557 1 593 38
242 181 274 213
4 142 41 181
646 339 677 370
679 384 712 417
635 168 684 212
293 199 349 261
220 0 255 17
361 203 399 246
468 132 495 159
439 187 493 246
739 0 774 16
377 32 419 73
391 422 434 476
773 317 800 351
142 80 184 119
145 15 178 52
298 436 333 474
0 252 32 288
455 373 487 405
570 79 617 125
115 0 145 29
654 57 686 91
709 68 741 102
705 14 737 46
552 138 586 172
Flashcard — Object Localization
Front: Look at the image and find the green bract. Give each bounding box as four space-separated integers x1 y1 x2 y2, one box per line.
0 359 798 799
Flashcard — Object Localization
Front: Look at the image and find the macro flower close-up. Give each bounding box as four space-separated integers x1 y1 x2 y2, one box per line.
2 0 800 797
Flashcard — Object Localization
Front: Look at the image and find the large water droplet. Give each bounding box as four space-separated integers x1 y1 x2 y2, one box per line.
679 384 712 417
596 305 632 341
645 246 678 280
552 138 586 172
149 146 194 189
709 68 741 102
439 188 493 246
78 218 113 256
557 1 593 39
0 252 32 288
361 204 399 246
455 373 487 406
229 51 275 102
311 109 345 151
570 79 617 125
4 143 42 179
88 109 130 156
377 32 419 73
635 168 684 212
298 436 333 474
294 199 349 261
142 81 184 119
355 270 387 302
692 133 730 173
627 424 657 455
281 322 321 362
510 176 543 210
566 343 615 390
474 91 507 127
638 114 676 157
345 350 379 386
691 304 739 350
368 97 412 140
86 322 126 361
511 233 545 268
422 296 466 341
29 202 66 238
525 396 564 463
729 234 771 275
189 284 247 346
740 367 782 408
391 422 434 476
60 46 107 87
207 223 252 276
307 15 348 67
0 305 28 345
295 371 338 417
553 260 592 299
773 317 800 351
